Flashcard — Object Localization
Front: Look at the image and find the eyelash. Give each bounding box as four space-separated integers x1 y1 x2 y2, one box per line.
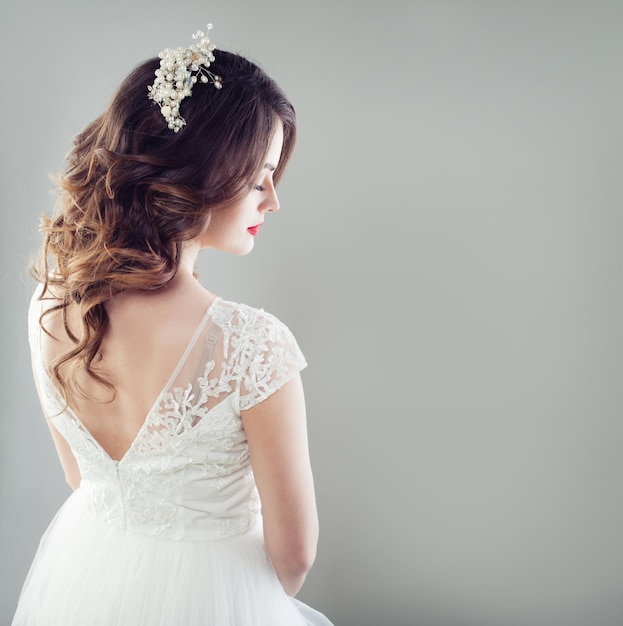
254 184 266 192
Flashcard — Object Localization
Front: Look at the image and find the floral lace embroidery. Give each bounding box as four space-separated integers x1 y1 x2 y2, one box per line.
29 292 306 540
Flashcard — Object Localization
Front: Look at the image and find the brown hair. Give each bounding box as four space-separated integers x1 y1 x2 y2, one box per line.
33 49 296 403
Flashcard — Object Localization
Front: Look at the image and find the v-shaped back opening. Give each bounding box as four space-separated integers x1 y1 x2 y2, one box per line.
30 288 222 463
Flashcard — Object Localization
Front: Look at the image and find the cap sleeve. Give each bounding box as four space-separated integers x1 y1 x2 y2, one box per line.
28 284 43 351
239 308 307 412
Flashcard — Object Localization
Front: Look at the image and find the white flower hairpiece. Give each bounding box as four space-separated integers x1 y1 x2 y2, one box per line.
147 23 223 132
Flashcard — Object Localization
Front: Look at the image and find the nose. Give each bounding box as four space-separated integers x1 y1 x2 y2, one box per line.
269 190 280 212
262 184 280 213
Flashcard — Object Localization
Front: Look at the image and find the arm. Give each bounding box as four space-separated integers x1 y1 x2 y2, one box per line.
31 358 81 490
241 373 319 596
46 420 81 490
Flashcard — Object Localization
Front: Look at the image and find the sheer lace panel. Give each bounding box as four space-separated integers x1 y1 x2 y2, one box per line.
28 289 307 540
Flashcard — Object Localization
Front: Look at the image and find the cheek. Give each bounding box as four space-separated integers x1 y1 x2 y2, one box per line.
205 209 243 242
208 209 234 233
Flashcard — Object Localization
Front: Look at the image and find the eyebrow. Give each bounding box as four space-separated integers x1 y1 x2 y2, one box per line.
264 163 277 172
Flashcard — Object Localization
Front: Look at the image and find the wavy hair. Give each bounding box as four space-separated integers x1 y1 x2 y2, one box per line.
32 50 296 403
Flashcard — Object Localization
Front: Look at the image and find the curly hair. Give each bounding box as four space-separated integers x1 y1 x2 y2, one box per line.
32 50 296 404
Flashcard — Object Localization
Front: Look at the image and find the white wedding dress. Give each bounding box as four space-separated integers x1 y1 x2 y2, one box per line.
13 288 332 625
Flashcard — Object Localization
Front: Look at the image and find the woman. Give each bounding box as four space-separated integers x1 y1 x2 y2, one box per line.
14 26 332 625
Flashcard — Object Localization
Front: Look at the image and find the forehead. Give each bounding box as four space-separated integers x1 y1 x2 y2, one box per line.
265 122 284 166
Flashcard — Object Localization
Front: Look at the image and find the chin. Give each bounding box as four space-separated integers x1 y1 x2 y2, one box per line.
232 241 255 256
205 238 255 256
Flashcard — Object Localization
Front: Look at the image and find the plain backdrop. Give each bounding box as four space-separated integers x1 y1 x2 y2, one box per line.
1 2 623 625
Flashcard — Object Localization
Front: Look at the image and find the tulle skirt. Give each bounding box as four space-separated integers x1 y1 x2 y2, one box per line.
12 490 332 625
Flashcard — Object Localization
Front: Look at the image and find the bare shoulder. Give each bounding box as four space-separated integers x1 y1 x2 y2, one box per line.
33 282 79 346
104 276 216 340
36 274 217 371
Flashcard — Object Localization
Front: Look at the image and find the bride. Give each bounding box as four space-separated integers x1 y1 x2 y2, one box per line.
13 25 333 626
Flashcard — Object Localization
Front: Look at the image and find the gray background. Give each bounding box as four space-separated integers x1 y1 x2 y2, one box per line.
1 1 622 625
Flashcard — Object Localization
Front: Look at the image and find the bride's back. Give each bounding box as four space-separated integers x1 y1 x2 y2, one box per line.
39 275 215 460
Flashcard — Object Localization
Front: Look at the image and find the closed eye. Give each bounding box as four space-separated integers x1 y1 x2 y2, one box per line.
254 184 266 192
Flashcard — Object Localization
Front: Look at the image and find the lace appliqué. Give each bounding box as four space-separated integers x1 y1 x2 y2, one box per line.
29 293 306 541
239 308 307 411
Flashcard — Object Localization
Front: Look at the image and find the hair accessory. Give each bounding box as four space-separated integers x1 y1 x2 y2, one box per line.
147 23 222 132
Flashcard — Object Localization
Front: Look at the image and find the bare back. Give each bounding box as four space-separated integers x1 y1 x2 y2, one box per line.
39 275 216 461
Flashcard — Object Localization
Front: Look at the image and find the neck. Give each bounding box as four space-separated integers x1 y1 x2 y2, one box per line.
178 239 202 278
105 239 207 311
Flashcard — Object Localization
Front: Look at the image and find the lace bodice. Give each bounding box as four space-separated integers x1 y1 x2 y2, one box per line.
28 289 306 541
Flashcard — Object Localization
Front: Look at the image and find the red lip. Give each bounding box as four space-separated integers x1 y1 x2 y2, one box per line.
247 224 262 236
